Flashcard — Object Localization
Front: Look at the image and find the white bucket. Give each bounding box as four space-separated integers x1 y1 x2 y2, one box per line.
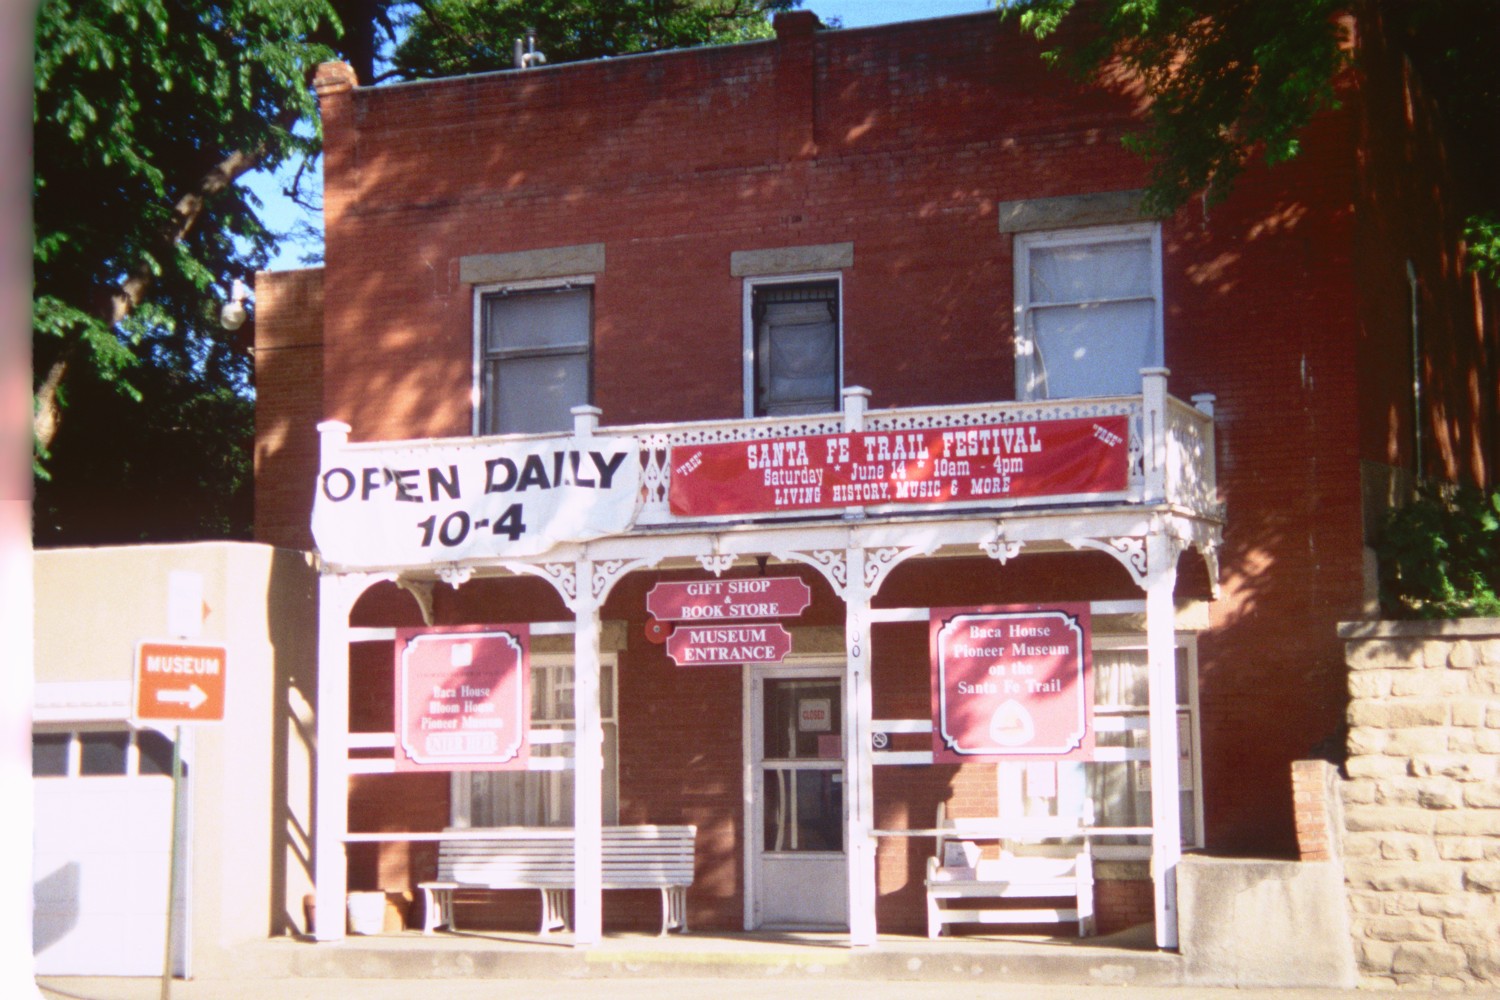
346 892 387 935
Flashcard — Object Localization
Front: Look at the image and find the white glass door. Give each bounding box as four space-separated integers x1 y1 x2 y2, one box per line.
750 669 848 929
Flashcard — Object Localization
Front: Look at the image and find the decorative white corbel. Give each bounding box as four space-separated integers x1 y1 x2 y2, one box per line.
696 538 736 577
395 577 435 626
775 548 848 599
1068 535 1149 589
589 555 663 606
499 561 578 605
435 564 473 589
980 525 1024 565
861 543 936 598
1199 539 1222 599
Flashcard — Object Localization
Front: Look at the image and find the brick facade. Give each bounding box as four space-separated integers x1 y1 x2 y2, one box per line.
255 7 1497 938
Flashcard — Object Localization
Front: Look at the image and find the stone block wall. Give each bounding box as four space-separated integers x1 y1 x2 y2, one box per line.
1338 618 1500 989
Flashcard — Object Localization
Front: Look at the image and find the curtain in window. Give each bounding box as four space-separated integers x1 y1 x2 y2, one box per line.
1088 649 1152 836
454 663 618 828
1024 237 1155 399
755 283 839 415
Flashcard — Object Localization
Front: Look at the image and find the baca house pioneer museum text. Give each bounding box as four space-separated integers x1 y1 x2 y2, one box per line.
238 5 1494 983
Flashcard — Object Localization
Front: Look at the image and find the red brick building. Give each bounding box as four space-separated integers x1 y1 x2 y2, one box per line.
254 7 1497 945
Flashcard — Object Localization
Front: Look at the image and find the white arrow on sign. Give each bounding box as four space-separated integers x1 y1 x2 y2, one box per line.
157 685 208 711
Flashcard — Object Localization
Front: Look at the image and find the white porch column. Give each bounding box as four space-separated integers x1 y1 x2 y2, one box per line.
1145 530 1182 949
844 548 878 946
313 571 355 942
571 559 604 946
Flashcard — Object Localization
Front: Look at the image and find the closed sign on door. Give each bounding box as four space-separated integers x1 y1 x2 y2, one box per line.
798 698 831 732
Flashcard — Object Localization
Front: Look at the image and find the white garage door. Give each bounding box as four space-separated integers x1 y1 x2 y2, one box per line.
33 728 186 976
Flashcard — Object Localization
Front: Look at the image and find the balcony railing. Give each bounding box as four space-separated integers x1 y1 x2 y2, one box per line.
622 368 1218 528
313 369 1219 573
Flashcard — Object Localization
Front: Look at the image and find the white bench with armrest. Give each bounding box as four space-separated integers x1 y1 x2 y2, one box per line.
419 824 696 936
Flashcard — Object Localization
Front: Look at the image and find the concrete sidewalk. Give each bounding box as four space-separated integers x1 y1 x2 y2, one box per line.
34 979 1500 1000
34 927 1500 1000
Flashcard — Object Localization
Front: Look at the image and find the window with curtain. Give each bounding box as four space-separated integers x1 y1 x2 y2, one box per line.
479 284 592 435
995 638 1201 855
749 279 841 417
1014 224 1162 400
1086 643 1200 849
452 658 618 828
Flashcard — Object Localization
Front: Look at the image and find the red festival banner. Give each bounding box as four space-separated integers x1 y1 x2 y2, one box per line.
395 625 530 771
931 605 1094 762
668 415 1129 518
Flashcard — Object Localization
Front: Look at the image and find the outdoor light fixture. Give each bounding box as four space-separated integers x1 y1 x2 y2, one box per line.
220 278 250 331
513 29 545 69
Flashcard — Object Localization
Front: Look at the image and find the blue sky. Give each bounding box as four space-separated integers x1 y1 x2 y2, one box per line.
817 1 991 28
250 2 995 271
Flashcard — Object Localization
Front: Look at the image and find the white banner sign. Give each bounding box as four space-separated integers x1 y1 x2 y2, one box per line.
311 436 642 568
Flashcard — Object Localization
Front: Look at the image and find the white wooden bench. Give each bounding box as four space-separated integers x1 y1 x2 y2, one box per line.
924 804 1094 939
419 825 696 936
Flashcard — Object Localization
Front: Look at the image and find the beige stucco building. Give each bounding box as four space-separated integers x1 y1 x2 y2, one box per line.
31 543 317 976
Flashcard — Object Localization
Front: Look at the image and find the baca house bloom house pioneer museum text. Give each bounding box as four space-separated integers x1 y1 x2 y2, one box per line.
239 5 1496 985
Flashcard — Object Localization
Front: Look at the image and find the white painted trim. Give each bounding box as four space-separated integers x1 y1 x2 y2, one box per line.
32 681 132 723
871 719 930 733
1013 222 1164 402
350 621 576 643
570 578 604 946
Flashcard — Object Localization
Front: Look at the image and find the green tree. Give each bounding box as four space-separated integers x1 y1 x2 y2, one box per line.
32 0 340 539
33 0 796 544
1005 0 1500 279
393 0 798 81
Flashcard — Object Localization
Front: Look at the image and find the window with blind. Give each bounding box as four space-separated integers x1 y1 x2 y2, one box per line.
747 278 841 417
1014 224 1163 400
478 284 592 435
451 658 619 828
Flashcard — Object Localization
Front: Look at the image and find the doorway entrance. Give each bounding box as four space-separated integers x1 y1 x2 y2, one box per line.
747 665 848 929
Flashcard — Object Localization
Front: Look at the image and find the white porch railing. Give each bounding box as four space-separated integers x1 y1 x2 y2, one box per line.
624 368 1217 527
314 369 1220 561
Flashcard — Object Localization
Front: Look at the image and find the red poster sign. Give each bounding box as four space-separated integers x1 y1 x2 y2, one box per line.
646 576 812 621
395 625 529 771
668 416 1129 517
667 623 793 666
134 641 227 724
931 605 1093 761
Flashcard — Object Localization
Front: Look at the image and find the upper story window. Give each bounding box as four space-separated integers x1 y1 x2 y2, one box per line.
477 282 592 435
745 276 842 417
1014 223 1163 399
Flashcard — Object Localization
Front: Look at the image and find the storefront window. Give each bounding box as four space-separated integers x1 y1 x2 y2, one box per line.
996 637 1202 855
452 658 618 827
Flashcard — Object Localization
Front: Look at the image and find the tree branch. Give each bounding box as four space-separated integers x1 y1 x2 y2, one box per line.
34 116 294 454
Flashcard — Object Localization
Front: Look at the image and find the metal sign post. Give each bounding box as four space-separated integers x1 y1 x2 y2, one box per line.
159 725 184 1000
132 640 226 999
